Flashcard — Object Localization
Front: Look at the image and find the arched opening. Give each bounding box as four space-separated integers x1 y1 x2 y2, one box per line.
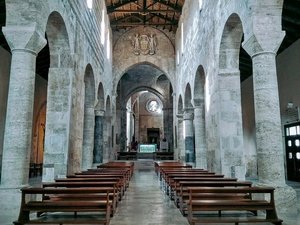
184 83 195 163
82 64 95 170
93 82 105 164
43 11 72 181
193 65 207 169
218 13 246 178
277 0 300 182
115 63 173 158
29 37 50 181
176 95 184 160
103 96 112 162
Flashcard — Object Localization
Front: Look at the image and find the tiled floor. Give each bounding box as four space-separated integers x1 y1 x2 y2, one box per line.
110 169 190 225
1 160 300 225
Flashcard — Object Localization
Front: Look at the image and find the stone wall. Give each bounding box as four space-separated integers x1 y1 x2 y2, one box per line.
113 26 176 87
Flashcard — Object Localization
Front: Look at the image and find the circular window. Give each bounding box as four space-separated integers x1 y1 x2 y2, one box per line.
146 99 161 113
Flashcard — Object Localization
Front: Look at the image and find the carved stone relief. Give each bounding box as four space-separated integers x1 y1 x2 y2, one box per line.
130 33 157 55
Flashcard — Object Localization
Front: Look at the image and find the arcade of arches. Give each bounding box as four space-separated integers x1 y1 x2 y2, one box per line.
0 0 300 223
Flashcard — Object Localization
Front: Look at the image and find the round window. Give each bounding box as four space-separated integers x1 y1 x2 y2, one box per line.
146 99 161 113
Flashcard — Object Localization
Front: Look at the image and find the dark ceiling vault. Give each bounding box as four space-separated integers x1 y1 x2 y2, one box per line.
0 1 299 83
105 0 184 32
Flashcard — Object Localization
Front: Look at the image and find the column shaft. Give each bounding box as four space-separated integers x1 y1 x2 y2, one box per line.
82 107 95 170
1 50 36 186
184 112 195 163
177 118 185 161
252 52 285 185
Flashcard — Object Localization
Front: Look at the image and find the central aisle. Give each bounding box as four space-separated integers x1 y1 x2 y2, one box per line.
110 161 190 225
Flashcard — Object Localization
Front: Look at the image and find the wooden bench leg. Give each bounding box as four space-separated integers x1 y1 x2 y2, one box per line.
15 210 30 225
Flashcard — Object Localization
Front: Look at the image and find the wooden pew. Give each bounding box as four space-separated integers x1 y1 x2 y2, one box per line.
14 187 112 225
176 180 253 215
97 162 134 177
187 186 283 225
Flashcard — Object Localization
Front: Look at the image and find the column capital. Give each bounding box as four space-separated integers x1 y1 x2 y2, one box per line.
95 109 105 116
2 25 47 55
242 31 285 57
193 99 204 108
183 111 194 121
176 114 184 120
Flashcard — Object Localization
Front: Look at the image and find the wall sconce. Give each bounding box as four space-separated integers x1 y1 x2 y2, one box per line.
287 102 294 109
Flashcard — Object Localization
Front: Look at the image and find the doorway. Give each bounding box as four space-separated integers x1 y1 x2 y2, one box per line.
285 122 300 181
147 128 160 145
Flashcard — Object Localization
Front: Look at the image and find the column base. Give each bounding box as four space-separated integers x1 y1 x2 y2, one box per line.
231 165 246 181
256 183 297 217
274 185 298 217
0 186 24 224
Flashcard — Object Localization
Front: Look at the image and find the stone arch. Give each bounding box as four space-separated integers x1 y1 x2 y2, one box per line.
178 95 183 115
219 13 243 70
93 82 105 164
194 66 205 101
184 83 193 109
43 11 73 181
113 26 175 91
95 82 105 111
193 65 207 169
217 13 245 179
114 61 172 94
46 11 71 67
82 64 96 170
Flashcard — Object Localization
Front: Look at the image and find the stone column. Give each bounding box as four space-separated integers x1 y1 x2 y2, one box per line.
176 114 184 161
163 107 173 152
82 106 95 170
193 99 207 169
120 108 127 152
93 110 105 164
243 33 297 215
1 26 46 186
0 25 46 218
183 108 195 164
103 115 112 163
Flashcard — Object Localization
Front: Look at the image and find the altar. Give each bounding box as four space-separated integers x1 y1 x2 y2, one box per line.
138 144 157 159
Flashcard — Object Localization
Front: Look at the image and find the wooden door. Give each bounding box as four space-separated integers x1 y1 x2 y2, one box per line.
285 122 300 181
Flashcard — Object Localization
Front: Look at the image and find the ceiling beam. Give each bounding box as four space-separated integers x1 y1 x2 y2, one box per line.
150 12 179 24
107 9 180 14
152 0 182 12
111 22 178 27
107 0 138 13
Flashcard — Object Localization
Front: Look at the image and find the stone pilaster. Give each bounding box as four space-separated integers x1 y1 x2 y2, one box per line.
93 110 105 164
193 99 207 169
82 107 95 170
183 108 195 164
243 32 297 215
0 25 46 218
43 68 73 182
218 69 245 180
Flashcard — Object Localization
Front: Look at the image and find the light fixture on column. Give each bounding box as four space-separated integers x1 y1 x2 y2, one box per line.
287 102 294 109
87 0 93 10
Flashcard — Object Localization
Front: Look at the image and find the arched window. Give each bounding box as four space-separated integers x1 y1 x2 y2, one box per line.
87 0 93 10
